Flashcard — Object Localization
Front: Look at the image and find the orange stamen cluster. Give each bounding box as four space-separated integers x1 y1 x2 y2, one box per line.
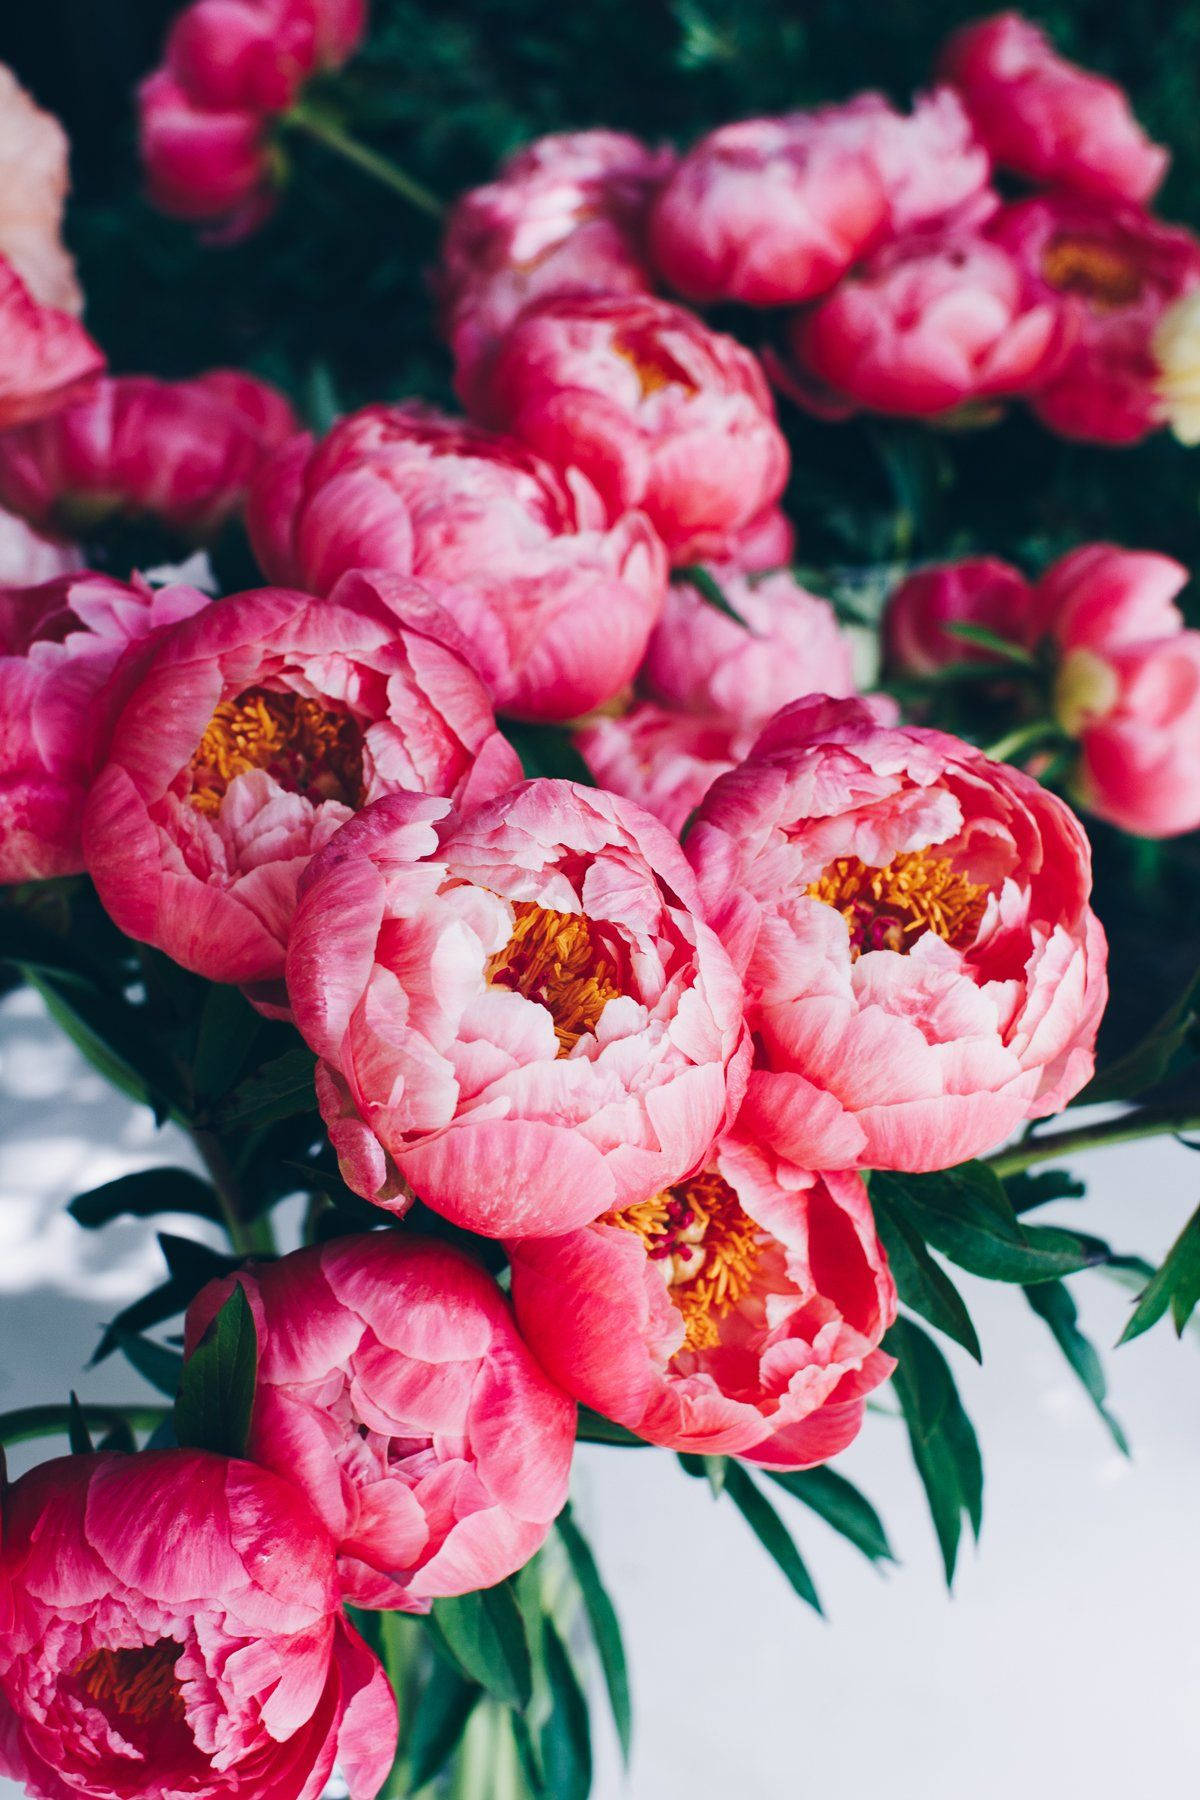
808 847 988 957
612 329 695 398
188 686 365 816
606 1170 762 1352
1041 237 1143 308
487 901 625 1053
76 1641 186 1726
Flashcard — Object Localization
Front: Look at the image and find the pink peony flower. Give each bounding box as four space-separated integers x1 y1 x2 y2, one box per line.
1039 545 1200 838
883 556 1042 676
247 404 668 722
186 1234 576 1609
940 12 1168 205
827 87 996 238
509 1155 895 1463
786 232 1068 419
0 1449 396 1800
643 567 856 728
992 196 1200 443
473 292 789 564
82 575 519 995
0 507 81 588
0 369 298 544
285 781 748 1236
0 63 82 316
0 572 208 884
140 0 367 237
687 696 1107 1173
439 130 674 409
576 702 750 837
0 258 103 433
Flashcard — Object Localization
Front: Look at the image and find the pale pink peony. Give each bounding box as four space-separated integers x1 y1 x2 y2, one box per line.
1039 545 1200 838
826 87 996 237
247 404 668 722
0 369 298 544
991 196 1200 444
285 781 748 1236
186 1235 576 1609
472 292 789 564
439 130 674 409
82 576 519 996
509 1155 895 1463
883 556 1042 676
786 232 1068 419
0 572 208 884
0 507 81 588
940 12 1168 205
0 259 103 433
687 696 1107 1173
576 702 750 837
0 1450 396 1800
0 64 82 315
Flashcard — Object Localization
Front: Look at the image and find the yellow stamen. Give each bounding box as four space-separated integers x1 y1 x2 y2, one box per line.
1042 237 1143 309
486 901 625 1053
807 847 988 957
611 330 694 398
605 1170 762 1352
188 687 365 816
76 1641 186 1726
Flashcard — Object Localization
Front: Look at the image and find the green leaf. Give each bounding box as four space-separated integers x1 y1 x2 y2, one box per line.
429 1584 533 1710
575 1407 648 1447
405 1664 480 1792
114 1331 185 1400
887 1317 983 1587
503 720 594 784
764 1466 896 1565
173 1283 258 1458
70 1168 222 1229
875 1165 1099 1285
1083 963 1200 1103
538 1618 592 1800
1005 1168 1086 1214
191 985 271 1104
675 563 752 628
556 1503 633 1764
210 1047 318 1135
26 968 180 1118
722 1462 823 1614
1025 1282 1129 1455
870 1192 982 1360
97 1416 138 1454
67 1392 94 1456
943 620 1036 666
0 1402 164 1448
1118 1200 1200 1344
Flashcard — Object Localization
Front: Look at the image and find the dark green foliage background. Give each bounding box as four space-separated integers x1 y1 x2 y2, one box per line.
2 0 1200 1063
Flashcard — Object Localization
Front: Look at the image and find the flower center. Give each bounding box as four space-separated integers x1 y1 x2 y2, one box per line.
606 1170 762 1352
76 1640 186 1727
1041 237 1143 309
188 686 365 815
612 329 695 398
808 848 988 957
487 901 625 1053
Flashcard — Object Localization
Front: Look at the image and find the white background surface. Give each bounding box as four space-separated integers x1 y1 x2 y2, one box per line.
2 982 1199 1799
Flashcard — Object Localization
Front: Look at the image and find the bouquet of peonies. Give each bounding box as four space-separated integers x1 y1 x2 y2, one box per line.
1 5 1199 1796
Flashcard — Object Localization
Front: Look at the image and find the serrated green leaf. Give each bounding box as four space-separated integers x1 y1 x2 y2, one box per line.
722 1462 823 1614
887 1317 983 1587
67 1392 94 1456
764 1466 896 1565
1118 1200 1200 1344
70 1168 222 1229
174 1284 258 1458
876 1165 1099 1284
538 1617 592 1800
429 1584 533 1710
210 1047 318 1135
556 1503 632 1764
871 1193 982 1360
1025 1281 1129 1455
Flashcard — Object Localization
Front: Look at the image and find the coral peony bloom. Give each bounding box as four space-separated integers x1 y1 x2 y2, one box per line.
576 702 750 837
439 130 674 409
0 1450 396 1800
186 1235 576 1609
992 196 1200 444
787 232 1067 419
687 696 1107 1173
140 0 367 236
474 293 789 563
0 63 82 315
248 404 668 722
83 575 519 994
827 87 996 238
883 556 1042 676
509 1155 895 1463
0 370 298 545
285 781 747 1236
643 567 855 728
0 572 208 884
0 259 103 433
1039 545 1200 838
940 12 1168 206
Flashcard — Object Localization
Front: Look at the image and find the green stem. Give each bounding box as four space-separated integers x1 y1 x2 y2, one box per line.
986 1106 1200 1179
284 106 444 218
0 1403 165 1448
190 1126 258 1257
984 719 1066 764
